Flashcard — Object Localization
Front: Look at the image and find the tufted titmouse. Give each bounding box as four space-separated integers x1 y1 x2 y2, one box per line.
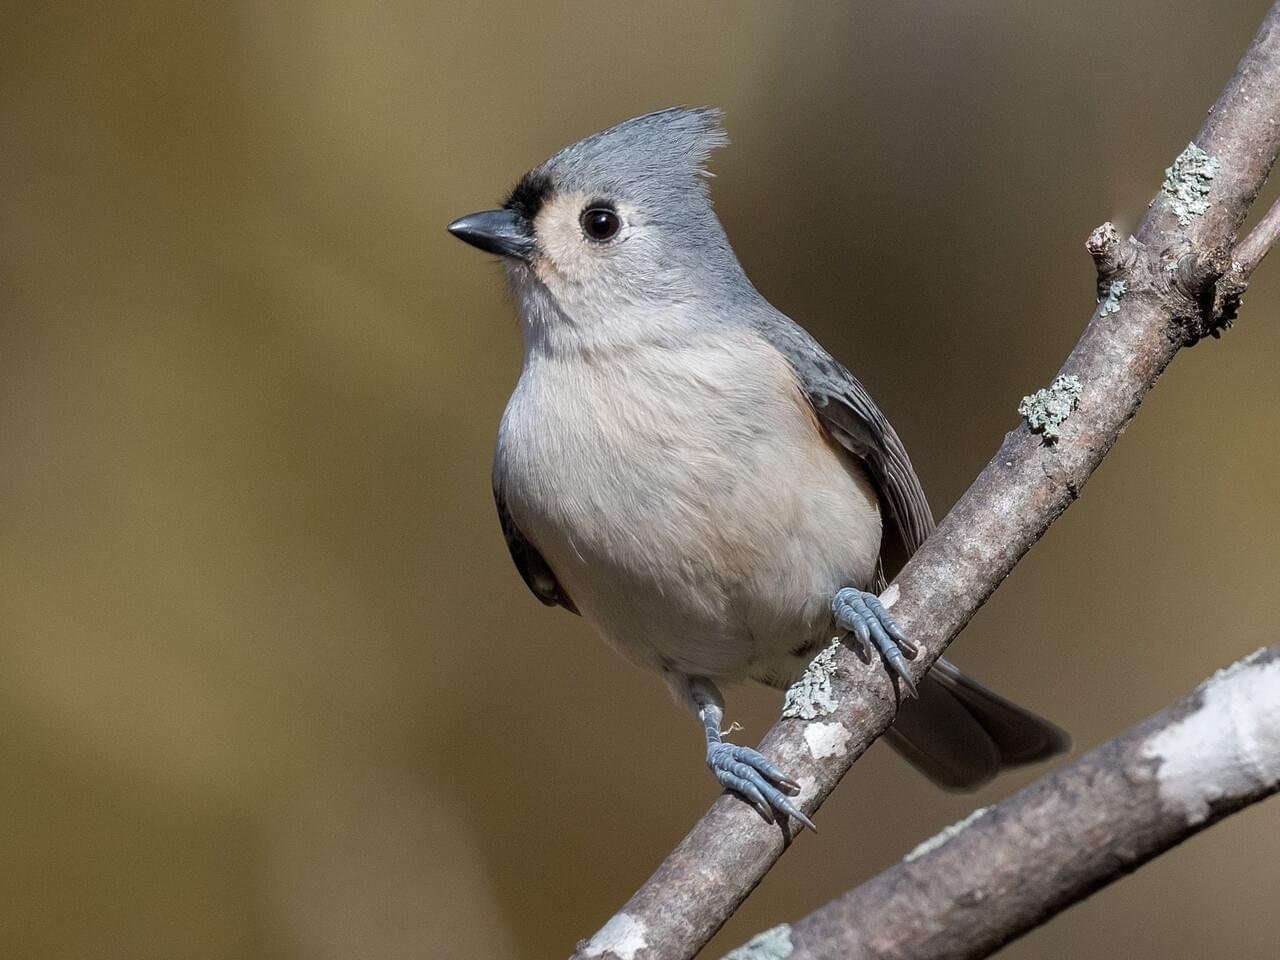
448 108 1068 828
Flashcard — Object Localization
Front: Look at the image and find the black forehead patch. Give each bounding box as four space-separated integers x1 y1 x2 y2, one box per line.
503 170 553 222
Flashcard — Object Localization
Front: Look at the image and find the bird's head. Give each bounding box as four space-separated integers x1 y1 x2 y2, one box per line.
448 107 741 336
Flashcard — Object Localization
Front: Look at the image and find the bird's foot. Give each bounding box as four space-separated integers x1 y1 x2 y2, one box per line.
706 742 816 831
832 587 918 698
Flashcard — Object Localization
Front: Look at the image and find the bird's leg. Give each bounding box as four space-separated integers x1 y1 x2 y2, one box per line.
832 587 919 698
687 676 816 831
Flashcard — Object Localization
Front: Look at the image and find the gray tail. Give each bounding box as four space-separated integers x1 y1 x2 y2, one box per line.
884 657 1070 791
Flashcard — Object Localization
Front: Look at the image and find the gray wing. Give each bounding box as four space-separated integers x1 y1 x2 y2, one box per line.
751 314 935 572
752 314 1071 789
494 483 578 615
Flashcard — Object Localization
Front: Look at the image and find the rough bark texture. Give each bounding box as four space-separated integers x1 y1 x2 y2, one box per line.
732 646 1280 960
573 7 1280 960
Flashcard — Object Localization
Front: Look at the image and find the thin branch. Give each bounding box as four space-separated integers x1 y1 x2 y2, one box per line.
723 645 1280 960
1207 194 1280 332
1234 195 1280 276
573 7 1280 959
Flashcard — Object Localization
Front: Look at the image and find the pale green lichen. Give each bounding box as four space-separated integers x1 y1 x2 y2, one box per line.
1162 143 1219 226
1018 374 1082 442
782 641 840 720
1099 279 1126 316
1203 646 1271 687
723 924 793 960
904 806 991 862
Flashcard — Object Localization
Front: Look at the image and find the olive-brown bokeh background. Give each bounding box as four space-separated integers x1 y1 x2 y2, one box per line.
4 2 1279 957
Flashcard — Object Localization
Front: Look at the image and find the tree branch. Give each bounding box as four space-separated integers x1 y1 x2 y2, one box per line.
1213 193 1280 328
573 7 1280 959
722 645 1280 960
1235 195 1280 277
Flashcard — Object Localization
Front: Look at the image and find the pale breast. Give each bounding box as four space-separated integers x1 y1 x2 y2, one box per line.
495 329 882 681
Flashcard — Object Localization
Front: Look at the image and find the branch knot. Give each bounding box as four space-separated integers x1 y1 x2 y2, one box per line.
1163 243 1234 344
1086 222 1142 300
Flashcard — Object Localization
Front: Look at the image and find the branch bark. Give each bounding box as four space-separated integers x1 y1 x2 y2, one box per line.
1234 194 1280 276
722 645 1280 960
574 7 1280 959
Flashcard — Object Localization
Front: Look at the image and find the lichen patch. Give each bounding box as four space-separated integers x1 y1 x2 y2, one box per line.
1099 279 1126 316
1018 374 1082 442
793 774 819 804
904 806 991 862
723 923 794 960
1162 142 1220 226
581 912 648 960
1141 650 1280 825
803 721 851 759
782 640 840 720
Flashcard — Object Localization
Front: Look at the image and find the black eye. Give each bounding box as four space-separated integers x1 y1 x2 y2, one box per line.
580 206 621 242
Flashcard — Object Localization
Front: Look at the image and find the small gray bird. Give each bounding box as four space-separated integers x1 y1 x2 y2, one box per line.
448 107 1067 828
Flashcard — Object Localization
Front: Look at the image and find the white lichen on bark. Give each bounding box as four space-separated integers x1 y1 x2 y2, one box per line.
782 641 841 720
582 913 649 960
1141 650 1280 825
803 721 852 759
793 774 818 804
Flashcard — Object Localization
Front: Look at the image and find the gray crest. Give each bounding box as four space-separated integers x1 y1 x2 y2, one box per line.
505 107 728 217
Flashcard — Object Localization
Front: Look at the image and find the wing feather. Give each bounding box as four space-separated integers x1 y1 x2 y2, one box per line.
748 314 935 571
493 483 578 615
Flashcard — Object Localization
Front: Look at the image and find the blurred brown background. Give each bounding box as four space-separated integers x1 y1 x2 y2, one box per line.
3 1 1278 957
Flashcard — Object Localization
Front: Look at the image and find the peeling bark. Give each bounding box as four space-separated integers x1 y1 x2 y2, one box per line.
754 647 1280 960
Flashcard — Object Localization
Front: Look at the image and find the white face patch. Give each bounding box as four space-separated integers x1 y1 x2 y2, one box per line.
532 191 637 290
804 721 851 759
581 912 648 960
1141 651 1280 825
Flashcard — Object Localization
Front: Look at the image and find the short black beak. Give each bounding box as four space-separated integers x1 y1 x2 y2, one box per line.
447 209 535 261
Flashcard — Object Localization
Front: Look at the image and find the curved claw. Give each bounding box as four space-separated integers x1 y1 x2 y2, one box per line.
714 769 775 823
833 587 919 698
707 743 816 831
864 594 915 653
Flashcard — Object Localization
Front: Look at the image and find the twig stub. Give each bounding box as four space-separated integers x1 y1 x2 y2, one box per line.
1086 221 1141 298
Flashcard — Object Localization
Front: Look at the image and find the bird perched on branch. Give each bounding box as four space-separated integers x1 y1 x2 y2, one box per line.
448 107 1068 828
